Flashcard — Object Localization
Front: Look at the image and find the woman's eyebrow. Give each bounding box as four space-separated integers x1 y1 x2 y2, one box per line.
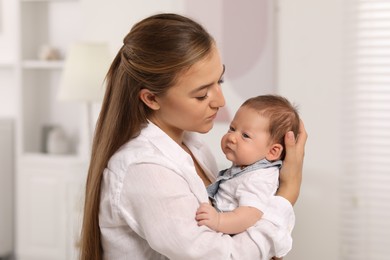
190 64 226 94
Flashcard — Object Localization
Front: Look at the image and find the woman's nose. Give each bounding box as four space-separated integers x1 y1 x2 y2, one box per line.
210 84 225 108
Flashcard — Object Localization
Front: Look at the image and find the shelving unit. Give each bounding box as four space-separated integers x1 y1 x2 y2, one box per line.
19 0 82 157
14 0 88 259
16 157 87 260
22 60 64 69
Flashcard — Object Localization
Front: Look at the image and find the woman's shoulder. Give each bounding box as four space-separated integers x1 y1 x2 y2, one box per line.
107 123 183 174
108 133 165 172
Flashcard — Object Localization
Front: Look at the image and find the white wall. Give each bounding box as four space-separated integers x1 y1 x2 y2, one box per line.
80 0 185 52
0 0 18 118
277 0 343 259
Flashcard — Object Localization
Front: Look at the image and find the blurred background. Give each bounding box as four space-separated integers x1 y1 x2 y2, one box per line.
0 0 389 259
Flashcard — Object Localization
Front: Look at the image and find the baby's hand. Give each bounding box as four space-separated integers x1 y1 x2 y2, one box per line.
195 202 220 231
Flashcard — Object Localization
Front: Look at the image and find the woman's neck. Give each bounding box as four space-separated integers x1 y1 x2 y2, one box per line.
182 142 211 186
148 117 185 145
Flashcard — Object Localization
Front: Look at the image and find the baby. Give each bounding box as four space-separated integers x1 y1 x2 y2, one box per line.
196 94 300 237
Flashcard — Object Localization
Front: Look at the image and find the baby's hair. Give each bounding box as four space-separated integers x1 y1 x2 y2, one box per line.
242 94 300 160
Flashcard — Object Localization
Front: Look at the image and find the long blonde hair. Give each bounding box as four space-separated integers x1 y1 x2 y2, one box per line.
79 13 214 259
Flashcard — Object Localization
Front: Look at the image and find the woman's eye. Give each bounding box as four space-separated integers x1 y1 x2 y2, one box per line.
218 77 225 85
196 93 208 100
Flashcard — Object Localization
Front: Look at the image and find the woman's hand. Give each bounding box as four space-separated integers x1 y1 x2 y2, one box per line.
276 119 308 205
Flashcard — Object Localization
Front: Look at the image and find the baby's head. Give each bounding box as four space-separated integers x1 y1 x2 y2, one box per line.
221 95 300 166
243 95 300 160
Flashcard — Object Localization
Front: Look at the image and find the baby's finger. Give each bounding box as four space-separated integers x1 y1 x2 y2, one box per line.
197 219 210 226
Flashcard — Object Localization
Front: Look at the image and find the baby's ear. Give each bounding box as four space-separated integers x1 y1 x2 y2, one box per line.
266 144 283 161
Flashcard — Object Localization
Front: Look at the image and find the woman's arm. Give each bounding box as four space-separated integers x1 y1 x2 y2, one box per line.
276 120 307 205
246 120 307 259
120 163 288 260
116 120 307 259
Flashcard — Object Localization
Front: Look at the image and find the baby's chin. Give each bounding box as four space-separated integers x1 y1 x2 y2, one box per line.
223 152 235 162
232 160 258 168
226 157 246 167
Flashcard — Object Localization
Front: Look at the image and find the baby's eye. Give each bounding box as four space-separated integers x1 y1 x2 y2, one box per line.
228 126 235 132
242 133 250 139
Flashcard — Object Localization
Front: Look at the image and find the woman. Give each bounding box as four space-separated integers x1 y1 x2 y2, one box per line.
80 13 307 260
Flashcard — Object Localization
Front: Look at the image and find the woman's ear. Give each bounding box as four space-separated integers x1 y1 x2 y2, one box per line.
139 89 160 110
266 144 283 161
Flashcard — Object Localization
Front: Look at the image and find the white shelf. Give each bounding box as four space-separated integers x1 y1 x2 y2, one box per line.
22 0 77 2
0 62 16 69
7 0 87 259
22 60 64 69
19 153 86 170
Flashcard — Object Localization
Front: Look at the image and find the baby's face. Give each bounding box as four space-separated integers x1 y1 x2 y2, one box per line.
221 106 272 166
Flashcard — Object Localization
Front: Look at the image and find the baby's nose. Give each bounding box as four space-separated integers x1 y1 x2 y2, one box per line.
228 134 237 144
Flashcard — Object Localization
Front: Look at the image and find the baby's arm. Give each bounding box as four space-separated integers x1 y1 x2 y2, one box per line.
196 202 263 234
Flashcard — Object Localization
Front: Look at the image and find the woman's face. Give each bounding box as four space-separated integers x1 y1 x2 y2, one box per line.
151 46 226 143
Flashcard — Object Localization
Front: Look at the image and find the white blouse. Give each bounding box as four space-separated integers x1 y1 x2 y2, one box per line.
99 122 295 259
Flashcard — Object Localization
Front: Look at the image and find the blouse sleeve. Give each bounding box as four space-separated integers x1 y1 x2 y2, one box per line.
119 163 294 260
235 168 279 212
247 196 295 258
